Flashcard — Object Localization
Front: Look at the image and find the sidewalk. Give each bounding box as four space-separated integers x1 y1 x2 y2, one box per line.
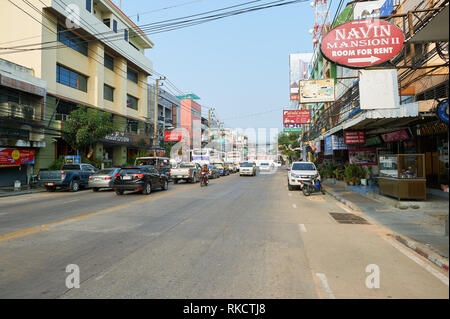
0 185 46 198
322 180 449 271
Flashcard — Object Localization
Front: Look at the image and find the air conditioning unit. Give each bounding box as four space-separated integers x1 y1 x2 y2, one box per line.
0 102 23 118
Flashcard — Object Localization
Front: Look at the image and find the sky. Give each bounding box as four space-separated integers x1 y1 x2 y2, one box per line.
110 0 344 135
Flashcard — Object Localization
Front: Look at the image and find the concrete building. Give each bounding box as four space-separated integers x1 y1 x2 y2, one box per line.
180 99 202 149
0 0 154 168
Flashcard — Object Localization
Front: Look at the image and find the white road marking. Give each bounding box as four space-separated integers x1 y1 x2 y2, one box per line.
299 224 307 233
292 204 297 209
62 199 79 204
315 273 336 299
383 237 449 286
337 202 353 214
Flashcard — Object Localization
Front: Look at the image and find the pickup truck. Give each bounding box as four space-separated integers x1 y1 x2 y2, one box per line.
38 163 98 192
170 162 201 184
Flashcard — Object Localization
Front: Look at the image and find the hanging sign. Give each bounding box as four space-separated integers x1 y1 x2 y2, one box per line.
164 131 182 142
437 99 449 124
321 19 404 68
283 110 311 124
345 131 365 144
0 148 35 165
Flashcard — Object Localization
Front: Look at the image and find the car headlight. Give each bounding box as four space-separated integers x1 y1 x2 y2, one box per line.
290 173 299 178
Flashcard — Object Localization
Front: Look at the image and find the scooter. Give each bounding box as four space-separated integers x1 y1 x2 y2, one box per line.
200 171 209 187
301 176 325 196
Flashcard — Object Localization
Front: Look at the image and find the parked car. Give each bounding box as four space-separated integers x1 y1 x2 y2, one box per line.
213 162 229 176
207 164 221 179
239 162 256 176
225 162 238 173
170 162 201 184
38 163 98 192
113 166 169 195
88 168 121 192
287 161 319 191
134 157 171 180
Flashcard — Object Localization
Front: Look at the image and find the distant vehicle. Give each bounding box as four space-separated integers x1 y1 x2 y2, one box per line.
225 162 238 173
38 163 98 192
287 161 319 191
134 157 171 179
239 162 256 176
259 162 274 173
88 168 121 192
191 148 226 165
113 166 168 195
170 162 201 184
213 162 229 176
207 164 221 179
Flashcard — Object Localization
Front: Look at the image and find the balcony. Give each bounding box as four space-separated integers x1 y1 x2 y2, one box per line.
0 102 43 124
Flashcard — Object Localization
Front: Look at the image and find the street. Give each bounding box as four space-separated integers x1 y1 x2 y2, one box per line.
0 170 448 299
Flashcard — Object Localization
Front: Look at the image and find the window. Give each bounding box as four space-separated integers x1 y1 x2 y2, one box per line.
127 67 138 83
104 53 114 70
57 24 88 56
104 84 114 102
56 64 87 92
103 19 110 28
127 95 138 110
86 0 91 12
113 20 117 33
124 29 129 42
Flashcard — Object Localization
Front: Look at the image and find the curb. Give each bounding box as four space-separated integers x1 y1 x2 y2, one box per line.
323 186 449 272
0 189 46 198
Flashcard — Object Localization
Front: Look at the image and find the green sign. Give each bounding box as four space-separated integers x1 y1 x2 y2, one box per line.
176 93 200 100
363 135 382 147
284 128 302 132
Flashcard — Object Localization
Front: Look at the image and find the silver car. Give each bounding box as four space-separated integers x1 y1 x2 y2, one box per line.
88 168 121 192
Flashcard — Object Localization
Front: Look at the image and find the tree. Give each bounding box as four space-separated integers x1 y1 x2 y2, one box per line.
278 131 302 163
62 106 117 158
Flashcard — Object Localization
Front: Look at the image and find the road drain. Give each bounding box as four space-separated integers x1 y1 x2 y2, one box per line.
329 212 370 224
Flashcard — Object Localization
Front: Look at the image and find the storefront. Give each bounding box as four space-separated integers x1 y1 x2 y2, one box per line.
0 148 36 187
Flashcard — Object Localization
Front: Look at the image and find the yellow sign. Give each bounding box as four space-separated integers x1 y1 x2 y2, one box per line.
11 150 20 160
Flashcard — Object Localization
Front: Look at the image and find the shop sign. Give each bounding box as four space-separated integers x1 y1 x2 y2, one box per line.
283 127 302 132
283 110 311 124
419 122 448 136
324 136 333 155
103 132 131 143
363 135 382 147
348 147 377 165
321 19 404 68
324 135 346 155
437 99 449 124
290 94 299 101
0 148 35 165
164 131 182 142
299 79 335 103
381 129 409 142
345 131 365 144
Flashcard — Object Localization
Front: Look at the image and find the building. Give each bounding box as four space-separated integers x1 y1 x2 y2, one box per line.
180 99 202 149
0 59 47 187
0 0 154 169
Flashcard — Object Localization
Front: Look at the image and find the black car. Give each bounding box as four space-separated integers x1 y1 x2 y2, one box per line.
113 166 169 195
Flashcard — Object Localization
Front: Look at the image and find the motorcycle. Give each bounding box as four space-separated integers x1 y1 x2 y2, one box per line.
200 171 209 187
301 176 325 196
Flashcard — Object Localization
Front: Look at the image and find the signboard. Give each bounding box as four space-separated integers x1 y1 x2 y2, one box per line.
332 135 348 150
176 93 200 100
363 135 382 147
290 94 299 101
284 127 302 132
320 19 405 68
164 131 182 142
299 79 335 103
437 99 449 124
348 147 377 165
345 131 366 144
0 148 35 165
381 129 409 142
324 136 333 155
64 155 80 164
283 110 311 124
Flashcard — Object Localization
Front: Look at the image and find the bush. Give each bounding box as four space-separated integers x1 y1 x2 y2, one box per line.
48 156 65 170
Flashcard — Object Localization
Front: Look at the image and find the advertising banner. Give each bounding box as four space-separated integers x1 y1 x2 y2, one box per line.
299 79 335 103
283 110 311 124
321 19 404 68
345 131 366 144
381 129 409 142
164 131 182 142
332 135 348 150
0 148 35 166
348 147 377 165
290 53 313 101
324 136 333 155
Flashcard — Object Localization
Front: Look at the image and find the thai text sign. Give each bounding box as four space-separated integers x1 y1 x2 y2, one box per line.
381 129 409 142
321 19 404 68
0 148 35 165
164 131 182 142
283 110 311 124
345 131 365 144
299 79 335 103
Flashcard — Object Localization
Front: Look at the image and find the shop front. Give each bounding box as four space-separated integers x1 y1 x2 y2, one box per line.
0 148 36 187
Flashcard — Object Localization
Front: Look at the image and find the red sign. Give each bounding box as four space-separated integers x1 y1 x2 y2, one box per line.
381 129 409 142
283 110 311 124
321 19 404 68
345 131 365 144
0 148 35 165
290 94 299 101
164 131 182 142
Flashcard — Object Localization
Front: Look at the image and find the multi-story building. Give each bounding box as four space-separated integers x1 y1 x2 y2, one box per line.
180 99 202 149
0 0 154 168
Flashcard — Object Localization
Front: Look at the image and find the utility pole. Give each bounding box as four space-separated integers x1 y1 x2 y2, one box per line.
208 108 211 143
153 77 165 153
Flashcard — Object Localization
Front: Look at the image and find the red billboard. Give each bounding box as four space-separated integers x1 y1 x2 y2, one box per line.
283 110 311 124
290 94 299 101
321 19 404 68
164 131 182 142
0 148 35 166
345 131 365 144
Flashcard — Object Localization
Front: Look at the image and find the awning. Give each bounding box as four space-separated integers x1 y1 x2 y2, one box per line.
408 5 449 43
323 124 344 138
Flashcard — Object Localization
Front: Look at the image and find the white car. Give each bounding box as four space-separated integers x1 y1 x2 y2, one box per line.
287 161 319 190
259 162 274 173
239 162 256 176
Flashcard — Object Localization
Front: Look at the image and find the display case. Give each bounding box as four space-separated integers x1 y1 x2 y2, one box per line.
378 154 426 200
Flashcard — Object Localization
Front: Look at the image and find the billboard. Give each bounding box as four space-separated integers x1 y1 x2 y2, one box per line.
299 79 335 103
164 131 182 142
345 131 366 144
283 110 311 124
289 53 313 101
0 148 35 166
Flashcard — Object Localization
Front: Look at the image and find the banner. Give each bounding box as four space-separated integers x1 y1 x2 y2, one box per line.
0 148 35 165
381 129 409 142
283 110 311 124
348 147 377 165
299 79 335 103
345 131 365 144
164 131 182 142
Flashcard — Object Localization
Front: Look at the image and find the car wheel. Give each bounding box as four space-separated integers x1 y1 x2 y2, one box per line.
162 180 168 190
288 183 294 191
174 179 178 184
70 180 80 192
143 182 152 195
115 190 124 195
92 187 99 192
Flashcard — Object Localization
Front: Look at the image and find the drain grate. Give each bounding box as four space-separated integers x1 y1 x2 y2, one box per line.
329 212 370 224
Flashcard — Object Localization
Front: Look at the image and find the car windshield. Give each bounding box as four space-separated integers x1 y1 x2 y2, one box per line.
261 163 269 166
61 165 81 170
179 164 195 168
291 163 316 171
240 162 253 167
96 169 114 175
213 164 223 168
119 169 143 174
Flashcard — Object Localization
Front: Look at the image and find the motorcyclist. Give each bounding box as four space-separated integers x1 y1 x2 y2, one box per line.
200 164 209 185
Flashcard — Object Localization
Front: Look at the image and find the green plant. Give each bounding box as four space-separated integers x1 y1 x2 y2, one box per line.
81 157 102 169
344 163 359 185
48 156 66 170
326 163 336 177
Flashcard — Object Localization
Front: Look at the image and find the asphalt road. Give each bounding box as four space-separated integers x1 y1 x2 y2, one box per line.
0 170 448 298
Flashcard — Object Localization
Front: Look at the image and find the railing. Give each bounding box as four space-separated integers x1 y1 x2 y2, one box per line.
0 102 43 122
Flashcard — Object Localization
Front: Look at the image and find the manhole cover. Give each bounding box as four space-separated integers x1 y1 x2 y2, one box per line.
329 212 370 224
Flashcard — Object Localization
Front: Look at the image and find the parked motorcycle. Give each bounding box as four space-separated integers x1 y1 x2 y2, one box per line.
301 176 325 196
200 171 209 187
